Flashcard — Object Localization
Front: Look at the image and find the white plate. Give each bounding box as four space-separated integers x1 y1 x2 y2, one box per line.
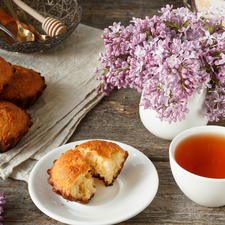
28 140 159 225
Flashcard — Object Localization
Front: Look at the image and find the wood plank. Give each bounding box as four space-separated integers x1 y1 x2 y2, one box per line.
77 0 184 29
2 160 225 224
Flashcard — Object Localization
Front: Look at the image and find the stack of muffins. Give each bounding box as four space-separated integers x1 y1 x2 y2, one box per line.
0 56 47 153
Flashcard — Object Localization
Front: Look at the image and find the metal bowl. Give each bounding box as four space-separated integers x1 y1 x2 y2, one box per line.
0 0 82 53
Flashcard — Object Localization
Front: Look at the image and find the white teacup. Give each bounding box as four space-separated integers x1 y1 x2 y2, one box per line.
169 125 225 207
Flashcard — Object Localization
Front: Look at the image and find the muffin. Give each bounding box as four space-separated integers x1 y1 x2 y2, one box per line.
75 140 129 186
0 65 47 109
0 100 33 153
0 56 14 94
47 149 96 203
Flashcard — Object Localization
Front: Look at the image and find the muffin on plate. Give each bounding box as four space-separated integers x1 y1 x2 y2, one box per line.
0 100 33 153
0 65 47 109
75 140 129 186
0 56 14 94
47 149 96 203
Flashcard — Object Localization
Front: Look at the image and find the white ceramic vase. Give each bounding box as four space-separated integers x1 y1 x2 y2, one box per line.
139 89 208 140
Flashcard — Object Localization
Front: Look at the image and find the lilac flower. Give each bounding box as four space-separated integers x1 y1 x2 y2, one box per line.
202 30 215 45
95 5 225 122
0 192 6 225
215 53 225 65
134 45 146 58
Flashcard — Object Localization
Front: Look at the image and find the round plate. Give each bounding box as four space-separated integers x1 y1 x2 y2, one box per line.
28 140 159 225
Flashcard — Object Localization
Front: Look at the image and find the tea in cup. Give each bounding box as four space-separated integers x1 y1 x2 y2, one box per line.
169 125 225 207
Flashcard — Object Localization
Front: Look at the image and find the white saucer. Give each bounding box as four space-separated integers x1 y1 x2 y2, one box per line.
28 140 159 225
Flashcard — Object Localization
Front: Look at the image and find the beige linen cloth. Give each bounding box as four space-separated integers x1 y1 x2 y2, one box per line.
0 24 105 182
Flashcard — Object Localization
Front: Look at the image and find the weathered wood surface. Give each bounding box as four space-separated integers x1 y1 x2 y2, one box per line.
2 87 225 225
2 0 225 224
78 0 184 29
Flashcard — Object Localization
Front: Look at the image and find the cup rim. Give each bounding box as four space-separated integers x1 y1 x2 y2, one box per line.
169 125 225 181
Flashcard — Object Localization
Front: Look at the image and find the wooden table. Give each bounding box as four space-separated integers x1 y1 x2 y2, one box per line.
1 0 225 224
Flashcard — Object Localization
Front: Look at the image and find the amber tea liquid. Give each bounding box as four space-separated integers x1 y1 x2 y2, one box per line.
175 133 225 179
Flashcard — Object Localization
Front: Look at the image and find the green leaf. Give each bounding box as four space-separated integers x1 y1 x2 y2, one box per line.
184 21 189 28
208 26 212 33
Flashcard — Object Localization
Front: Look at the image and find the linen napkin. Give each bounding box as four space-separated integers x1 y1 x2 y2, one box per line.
0 23 105 182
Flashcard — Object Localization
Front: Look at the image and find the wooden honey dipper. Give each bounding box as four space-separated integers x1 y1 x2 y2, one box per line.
12 0 67 37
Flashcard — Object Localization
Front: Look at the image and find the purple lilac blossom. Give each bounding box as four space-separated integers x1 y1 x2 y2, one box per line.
0 192 6 224
95 4 225 123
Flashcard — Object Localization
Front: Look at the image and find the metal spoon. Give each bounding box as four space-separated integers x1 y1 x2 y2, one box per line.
3 0 35 42
18 9 50 42
0 23 17 43
13 0 67 37
23 22 50 42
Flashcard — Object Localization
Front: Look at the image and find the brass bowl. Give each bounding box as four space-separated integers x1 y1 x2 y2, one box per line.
0 0 82 53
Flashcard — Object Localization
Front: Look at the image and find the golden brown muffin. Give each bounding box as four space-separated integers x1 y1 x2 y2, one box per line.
75 140 129 186
0 65 47 109
0 100 33 153
47 149 96 203
0 56 14 94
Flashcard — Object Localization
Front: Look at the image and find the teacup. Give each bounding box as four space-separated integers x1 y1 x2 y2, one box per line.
169 125 225 207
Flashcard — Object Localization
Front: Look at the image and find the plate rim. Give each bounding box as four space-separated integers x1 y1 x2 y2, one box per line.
28 139 159 225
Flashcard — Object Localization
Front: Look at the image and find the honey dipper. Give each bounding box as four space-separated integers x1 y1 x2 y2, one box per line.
12 0 67 37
